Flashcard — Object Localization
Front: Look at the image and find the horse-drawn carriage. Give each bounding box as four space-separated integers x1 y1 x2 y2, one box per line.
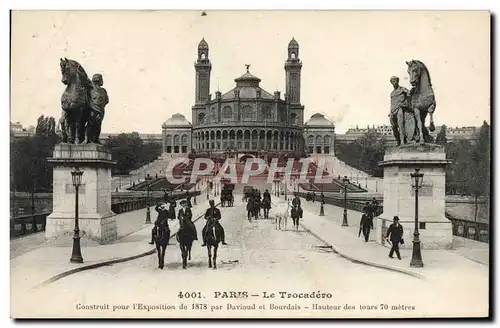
220 188 234 207
220 178 234 207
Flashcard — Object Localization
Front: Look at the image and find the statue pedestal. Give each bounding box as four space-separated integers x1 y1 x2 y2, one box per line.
45 144 117 244
375 144 452 249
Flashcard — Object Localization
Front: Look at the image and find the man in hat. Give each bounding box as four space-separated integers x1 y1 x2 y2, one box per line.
386 216 404 260
178 199 197 240
359 206 374 242
149 202 170 244
201 200 227 246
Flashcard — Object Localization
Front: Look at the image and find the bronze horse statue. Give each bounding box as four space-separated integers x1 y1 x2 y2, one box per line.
59 58 105 144
59 58 92 144
406 60 436 143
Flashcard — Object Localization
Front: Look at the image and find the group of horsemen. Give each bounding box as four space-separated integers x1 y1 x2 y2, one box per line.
148 189 306 245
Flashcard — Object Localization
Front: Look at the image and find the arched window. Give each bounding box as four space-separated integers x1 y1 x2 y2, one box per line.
324 135 331 145
291 53 296 59
173 135 180 146
241 105 254 121
307 135 314 144
201 53 206 60
222 106 232 120
181 135 188 145
290 113 297 125
316 135 323 144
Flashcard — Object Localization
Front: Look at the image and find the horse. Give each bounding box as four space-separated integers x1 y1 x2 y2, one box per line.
176 217 196 269
406 60 436 144
59 58 92 144
262 198 271 219
247 198 255 222
154 221 171 270
290 204 303 232
203 217 223 269
276 201 290 230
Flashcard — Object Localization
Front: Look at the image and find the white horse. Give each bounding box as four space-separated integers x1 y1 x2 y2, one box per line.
275 200 291 231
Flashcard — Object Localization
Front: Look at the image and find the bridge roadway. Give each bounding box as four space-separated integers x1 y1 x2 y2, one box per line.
19 200 480 318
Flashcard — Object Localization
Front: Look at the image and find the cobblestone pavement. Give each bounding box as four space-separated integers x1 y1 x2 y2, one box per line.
12 200 488 318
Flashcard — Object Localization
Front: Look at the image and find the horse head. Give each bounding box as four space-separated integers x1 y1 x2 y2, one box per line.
406 60 433 90
60 58 91 87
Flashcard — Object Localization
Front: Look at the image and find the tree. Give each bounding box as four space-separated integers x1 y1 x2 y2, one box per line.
103 133 162 174
435 125 447 145
336 130 386 178
469 121 490 220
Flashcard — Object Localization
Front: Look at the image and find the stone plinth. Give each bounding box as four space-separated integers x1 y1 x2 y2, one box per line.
375 143 453 249
45 143 117 244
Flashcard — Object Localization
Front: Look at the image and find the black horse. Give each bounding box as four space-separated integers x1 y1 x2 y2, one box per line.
246 198 259 221
176 217 196 269
290 204 303 232
262 198 271 219
203 217 223 269
154 222 171 269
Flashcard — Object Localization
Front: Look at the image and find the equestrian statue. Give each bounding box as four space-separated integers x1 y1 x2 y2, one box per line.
59 58 108 144
389 60 436 146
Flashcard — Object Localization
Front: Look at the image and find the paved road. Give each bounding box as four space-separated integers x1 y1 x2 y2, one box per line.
16 201 486 318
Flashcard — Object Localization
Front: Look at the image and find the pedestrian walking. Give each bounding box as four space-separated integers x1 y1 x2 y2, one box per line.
359 207 374 242
385 216 404 260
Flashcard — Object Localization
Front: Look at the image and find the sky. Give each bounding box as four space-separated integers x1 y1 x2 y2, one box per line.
10 10 490 134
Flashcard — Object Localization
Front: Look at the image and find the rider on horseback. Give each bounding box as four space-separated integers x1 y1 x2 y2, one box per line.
202 200 227 246
292 193 303 218
149 202 172 244
178 199 198 240
263 189 271 202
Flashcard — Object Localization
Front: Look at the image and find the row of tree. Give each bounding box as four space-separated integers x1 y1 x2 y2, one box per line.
102 132 162 175
335 122 491 220
336 130 387 178
11 116 163 193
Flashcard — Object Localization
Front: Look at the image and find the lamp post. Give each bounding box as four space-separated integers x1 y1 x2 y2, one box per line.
145 173 152 224
284 175 288 201
319 184 325 216
341 176 349 227
70 167 84 263
207 176 210 200
410 168 424 268
193 179 197 206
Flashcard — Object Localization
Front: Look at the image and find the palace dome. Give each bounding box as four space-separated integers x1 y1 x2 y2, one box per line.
162 113 192 128
304 113 334 126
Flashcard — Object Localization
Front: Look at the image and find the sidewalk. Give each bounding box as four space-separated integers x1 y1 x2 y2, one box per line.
272 197 489 281
10 200 212 291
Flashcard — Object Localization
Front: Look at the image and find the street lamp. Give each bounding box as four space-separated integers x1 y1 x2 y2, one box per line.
284 175 288 201
70 167 84 263
193 178 197 206
319 184 325 216
342 176 349 227
145 173 152 224
410 168 424 268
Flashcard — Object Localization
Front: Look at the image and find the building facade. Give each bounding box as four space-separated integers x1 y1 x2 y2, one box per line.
161 38 330 156
303 113 335 154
